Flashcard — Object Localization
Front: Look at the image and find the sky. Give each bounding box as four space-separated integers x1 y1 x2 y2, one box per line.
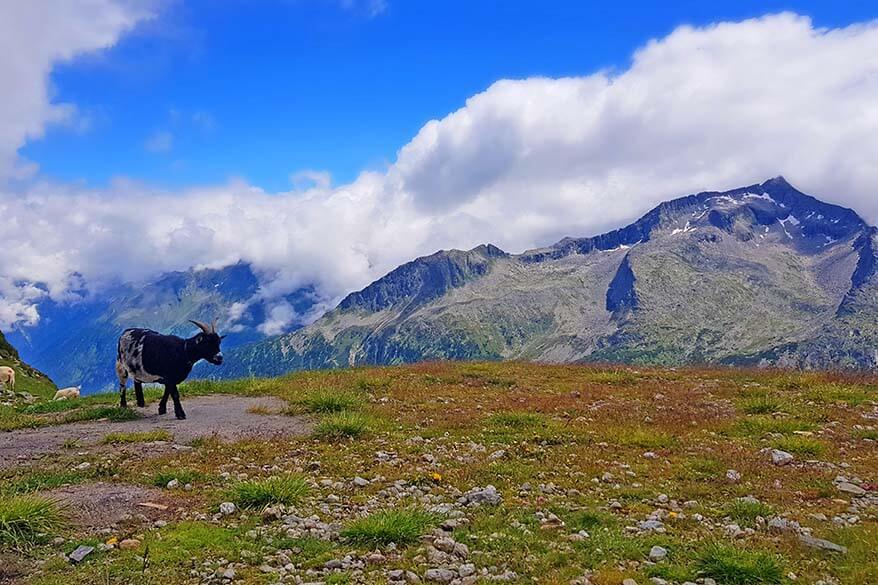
1 0 878 333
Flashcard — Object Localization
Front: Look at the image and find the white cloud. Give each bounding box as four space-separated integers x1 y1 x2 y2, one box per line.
0 0 155 180
2 12 878 332
144 129 173 153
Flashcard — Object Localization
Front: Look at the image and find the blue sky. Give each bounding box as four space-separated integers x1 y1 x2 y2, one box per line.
21 0 876 192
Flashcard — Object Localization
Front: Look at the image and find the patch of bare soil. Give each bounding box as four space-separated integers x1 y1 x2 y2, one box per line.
0 395 312 469
45 481 177 531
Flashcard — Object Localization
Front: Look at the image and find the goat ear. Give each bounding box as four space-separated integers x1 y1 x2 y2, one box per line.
220 334 227 340
189 320 211 334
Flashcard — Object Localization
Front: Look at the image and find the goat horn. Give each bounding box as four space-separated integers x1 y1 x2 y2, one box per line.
211 319 218 333
189 320 211 334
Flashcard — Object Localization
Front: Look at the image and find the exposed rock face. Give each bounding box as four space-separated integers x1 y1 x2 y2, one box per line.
222 177 878 375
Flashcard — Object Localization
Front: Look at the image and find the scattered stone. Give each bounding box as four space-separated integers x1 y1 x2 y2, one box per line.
118 539 140 550
425 568 456 583
166 479 179 489
219 502 237 516
459 564 476 577
68 545 94 563
726 469 742 482
487 449 506 461
649 545 668 561
222 568 236 580
458 485 501 506
770 449 794 466
353 476 370 488
836 482 866 496
799 534 847 553
622 579 639 585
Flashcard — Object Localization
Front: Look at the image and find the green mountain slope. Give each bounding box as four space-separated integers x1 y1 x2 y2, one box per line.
0 329 56 400
218 177 878 376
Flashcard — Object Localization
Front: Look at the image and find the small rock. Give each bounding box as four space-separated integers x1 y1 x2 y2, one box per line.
425 568 456 583
487 450 506 461
219 502 237 516
799 534 848 554
836 482 866 496
726 469 742 482
353 476 370 488
771 449 794 466
68 545 94 563
222 568 236 580
458 564 476 577
622 579 639 585
119 539 140 550
649 545 668 561
166 479 179 489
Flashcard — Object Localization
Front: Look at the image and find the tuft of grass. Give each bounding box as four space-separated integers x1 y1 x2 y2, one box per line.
697 543 784 584
342 509 436 546
296 389 362 414
725 499 775 528
609 427 677 449
102 429 173 444
487 412 547 430
771 435 825 458
727 416 816 438
806 383 872 407
62 406 140 424
567 509 617 532
740 394 785 415
0 471 87 496
852 429 878 441
20 400 82 415
152 469 205 488
0 495 64 548
356 377 391 392
227 475 310 509
315 411 372 439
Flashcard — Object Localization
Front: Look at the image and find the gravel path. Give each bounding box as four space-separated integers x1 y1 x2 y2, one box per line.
0 395 312 469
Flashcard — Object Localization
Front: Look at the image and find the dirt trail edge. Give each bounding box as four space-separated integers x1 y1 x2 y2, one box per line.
0 395 312 469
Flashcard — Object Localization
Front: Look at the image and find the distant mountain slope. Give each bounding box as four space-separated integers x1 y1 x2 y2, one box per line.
7 263 315 392
221 177 878 375
0 329 56 399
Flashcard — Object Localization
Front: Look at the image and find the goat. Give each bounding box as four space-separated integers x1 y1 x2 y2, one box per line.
116 319 225 420
54 386 81 400
0 366 14 393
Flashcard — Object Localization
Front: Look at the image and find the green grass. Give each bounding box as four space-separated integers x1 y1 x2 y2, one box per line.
726 416 816 438
697 543 784 584
740 394 786 415
566 509 617 532
771 435 825 458
852 429 878 441
487 411 547 430
0 495 64 548
0 470 88 496
152 469 206 488
608 427 677 449
581 369 639 385
227 475 310 508
295 389 362 413
62 406 140 423
102 429 173 444
20 400 83 415
725 498 775 528
315 411 372 439
806 383 873 407
341 509 437 546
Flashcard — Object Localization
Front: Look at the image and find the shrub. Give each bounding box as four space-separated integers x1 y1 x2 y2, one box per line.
228 475 310 508
0 495 64 548
342 509 436 546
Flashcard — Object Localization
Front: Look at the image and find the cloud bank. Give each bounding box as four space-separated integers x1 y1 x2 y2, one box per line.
2 10 878 331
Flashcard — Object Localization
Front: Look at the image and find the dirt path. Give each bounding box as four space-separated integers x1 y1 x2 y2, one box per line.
0 395 312 469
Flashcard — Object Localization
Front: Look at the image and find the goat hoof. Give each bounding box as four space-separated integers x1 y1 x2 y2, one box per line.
175 413 186 420
158 407 167 415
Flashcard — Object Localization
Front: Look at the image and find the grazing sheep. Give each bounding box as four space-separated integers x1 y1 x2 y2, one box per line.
116 319 225 420
0 366 14 393
54 386 81 400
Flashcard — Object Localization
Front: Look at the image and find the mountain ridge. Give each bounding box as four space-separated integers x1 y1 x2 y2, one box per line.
219 177 878 376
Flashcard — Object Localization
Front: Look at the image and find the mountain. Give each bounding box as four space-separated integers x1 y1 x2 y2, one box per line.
220 177 878 375
6 262 315 393
0 329 56 399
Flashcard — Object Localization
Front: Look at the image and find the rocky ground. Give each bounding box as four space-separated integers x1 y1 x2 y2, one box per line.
0 363 876 584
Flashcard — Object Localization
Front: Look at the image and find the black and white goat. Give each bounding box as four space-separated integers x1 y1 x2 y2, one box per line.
116 320 225 419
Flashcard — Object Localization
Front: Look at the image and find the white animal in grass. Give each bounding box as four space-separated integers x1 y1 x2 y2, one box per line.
53 386 81 400
0 366 14 393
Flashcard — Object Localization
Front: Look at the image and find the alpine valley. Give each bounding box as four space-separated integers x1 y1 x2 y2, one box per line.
9 177 878 392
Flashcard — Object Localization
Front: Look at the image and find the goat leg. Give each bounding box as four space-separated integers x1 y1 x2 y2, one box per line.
134 381 146 407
